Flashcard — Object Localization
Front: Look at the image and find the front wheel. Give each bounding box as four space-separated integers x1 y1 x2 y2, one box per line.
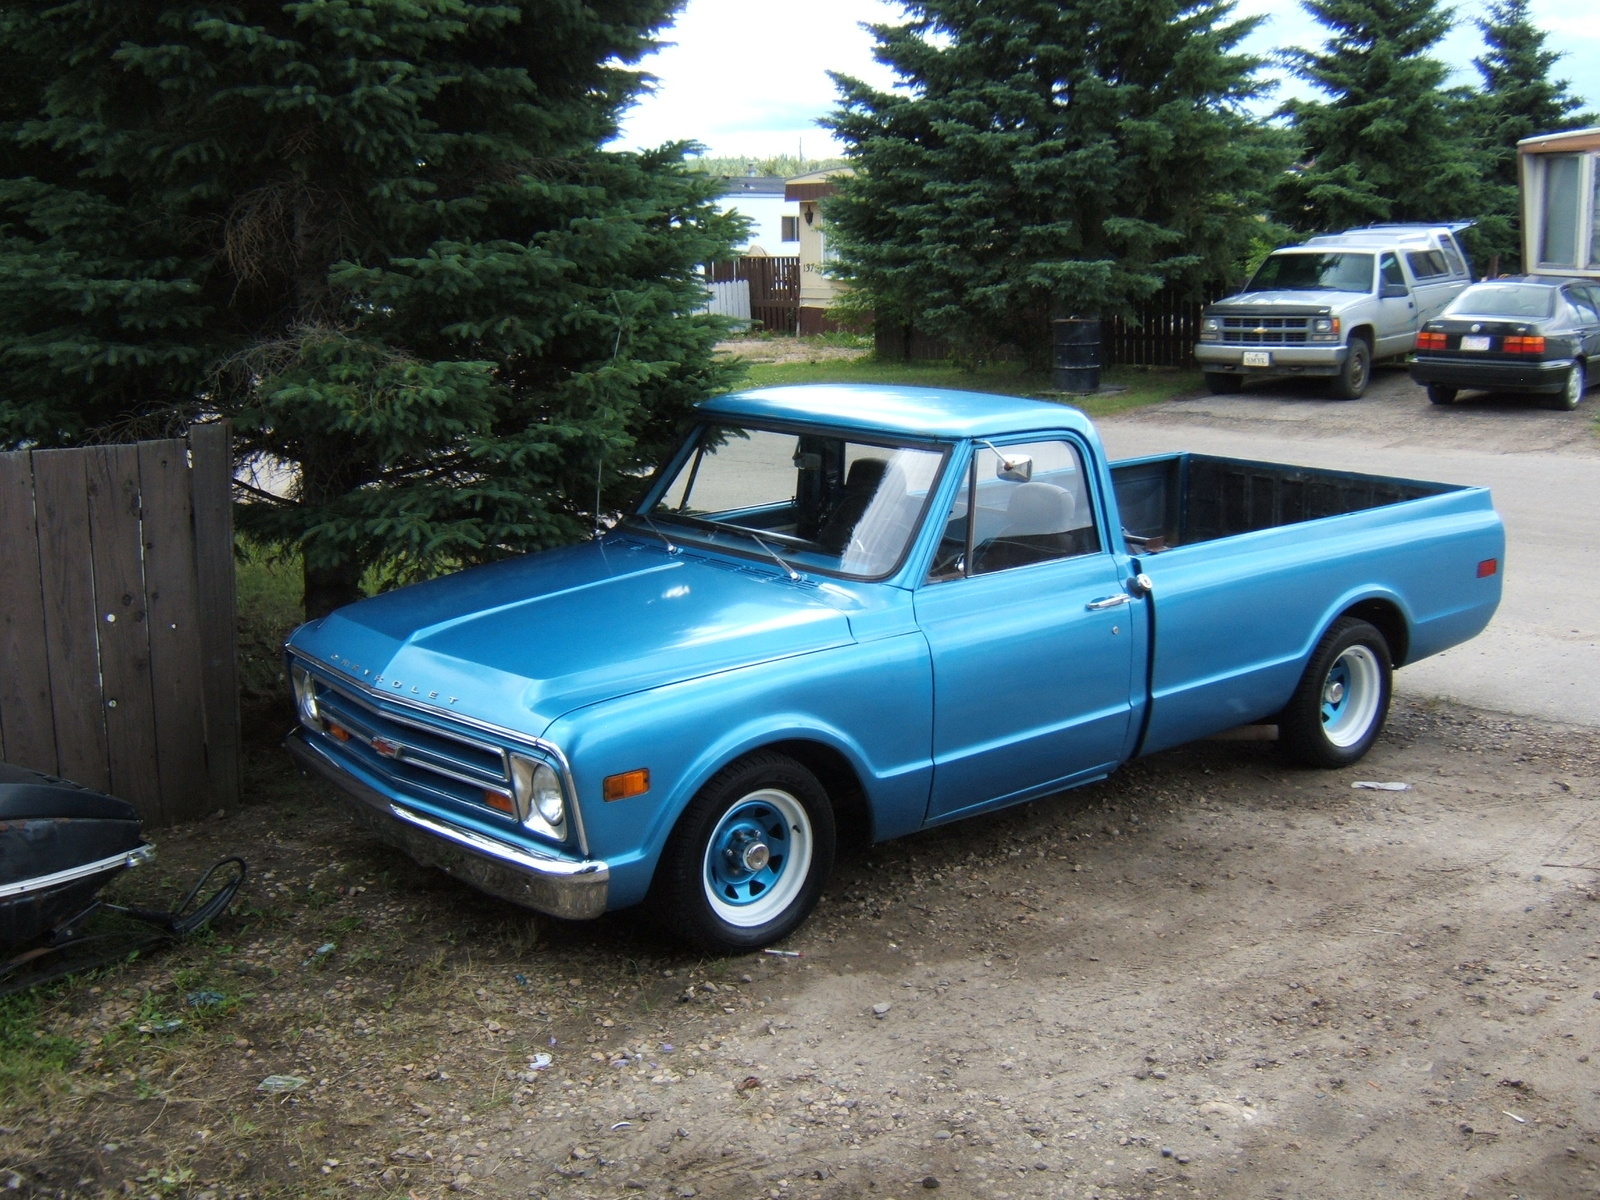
1426 382 1458 405
1278 618 1393 768
649 752 836 951
1552 362 1585 410
1329 338 1372 400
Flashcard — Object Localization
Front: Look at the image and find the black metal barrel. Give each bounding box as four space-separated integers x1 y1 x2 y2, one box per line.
1052 317 1101 393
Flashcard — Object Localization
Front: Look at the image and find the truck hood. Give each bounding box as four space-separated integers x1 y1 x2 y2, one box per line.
287 538 855 737
1207 291 1344 312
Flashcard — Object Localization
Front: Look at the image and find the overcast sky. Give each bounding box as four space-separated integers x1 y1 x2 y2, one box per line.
613 0 1600 160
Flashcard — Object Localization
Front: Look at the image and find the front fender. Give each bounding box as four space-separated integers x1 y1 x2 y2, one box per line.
546 632 934 909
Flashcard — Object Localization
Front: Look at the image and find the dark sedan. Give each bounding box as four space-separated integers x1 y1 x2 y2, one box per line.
1409 275 1600 409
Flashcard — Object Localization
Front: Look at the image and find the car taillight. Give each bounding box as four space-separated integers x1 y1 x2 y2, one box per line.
1416 331 1447 350
1502 335 1546 354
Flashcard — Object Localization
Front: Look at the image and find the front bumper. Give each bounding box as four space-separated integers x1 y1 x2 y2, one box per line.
1408 355 1575 394
287 730 610 920
1195 343 1347 376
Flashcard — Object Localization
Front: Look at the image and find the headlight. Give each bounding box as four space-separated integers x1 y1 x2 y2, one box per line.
511 754 566 835
290 663 320 731
1201 317 1220 333
1312 318 1333 333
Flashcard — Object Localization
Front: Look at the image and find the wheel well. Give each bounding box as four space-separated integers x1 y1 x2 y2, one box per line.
766 739 872 847
1348 326 1374 349
1341 599 1409 667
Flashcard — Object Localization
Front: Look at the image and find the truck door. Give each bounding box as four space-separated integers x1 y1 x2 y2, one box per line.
1374 252 1418 356
914 438 1140 822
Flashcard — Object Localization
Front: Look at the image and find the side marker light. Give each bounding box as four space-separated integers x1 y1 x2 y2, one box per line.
1477 558 1498 578
603 768 650 802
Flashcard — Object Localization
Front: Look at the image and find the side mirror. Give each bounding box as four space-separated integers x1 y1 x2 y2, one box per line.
996 454 1033 483
1381 282 1410 299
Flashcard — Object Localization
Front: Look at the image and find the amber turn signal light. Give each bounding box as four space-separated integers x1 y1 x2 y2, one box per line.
327 723 350 742
603 768 650 802
482 789 516 815
1477 558 1498 578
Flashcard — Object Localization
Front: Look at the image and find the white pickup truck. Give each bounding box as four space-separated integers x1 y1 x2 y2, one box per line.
1196 224 1475 399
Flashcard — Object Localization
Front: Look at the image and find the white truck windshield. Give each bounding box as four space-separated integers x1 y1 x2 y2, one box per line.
1244 252 1375 294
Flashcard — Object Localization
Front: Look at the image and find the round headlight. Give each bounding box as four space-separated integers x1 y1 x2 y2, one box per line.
511 754 566 832
1201 317 1220 333
291 664 320 730
532 763 564 826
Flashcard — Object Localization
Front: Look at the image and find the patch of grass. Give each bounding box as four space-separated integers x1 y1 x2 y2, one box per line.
736 355 1200 417
0 990 81 1109
235 536 304 703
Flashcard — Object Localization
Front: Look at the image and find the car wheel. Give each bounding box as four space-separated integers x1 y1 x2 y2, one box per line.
1552 362 1585 410
1425 383 1458 405
650 752 836 952
1278 618 1392 768
1329 337 1371 400
1204 372 1244 395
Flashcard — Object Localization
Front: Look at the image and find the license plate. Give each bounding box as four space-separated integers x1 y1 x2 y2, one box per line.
1460 335 1490 352
1242 351 1272 367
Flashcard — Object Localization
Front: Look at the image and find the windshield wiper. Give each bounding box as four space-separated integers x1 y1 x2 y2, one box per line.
628 512 679 554
746 532 802 582
649 511 803 581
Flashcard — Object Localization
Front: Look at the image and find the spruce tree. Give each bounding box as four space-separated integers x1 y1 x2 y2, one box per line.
825 0 1285 368
1276 0 1480 233
1466 0 1593 271
0 2 741 617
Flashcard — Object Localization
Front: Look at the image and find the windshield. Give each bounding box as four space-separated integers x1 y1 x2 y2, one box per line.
1243 252 1375 294
637 423 946 579
1442 283 1554 320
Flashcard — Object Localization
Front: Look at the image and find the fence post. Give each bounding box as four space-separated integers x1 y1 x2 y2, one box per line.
190 422 240 812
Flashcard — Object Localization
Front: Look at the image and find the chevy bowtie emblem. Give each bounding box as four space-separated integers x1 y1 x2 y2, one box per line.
370 736 403 760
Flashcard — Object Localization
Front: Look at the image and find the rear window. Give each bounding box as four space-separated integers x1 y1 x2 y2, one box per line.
1243 252 1374 294
1442 284 1554 319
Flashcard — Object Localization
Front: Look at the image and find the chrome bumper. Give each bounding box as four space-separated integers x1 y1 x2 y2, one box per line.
1195 344 1345 373
286 731 609 920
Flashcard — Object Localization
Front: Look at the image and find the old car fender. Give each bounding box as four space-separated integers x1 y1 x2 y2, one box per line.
545 632 934 909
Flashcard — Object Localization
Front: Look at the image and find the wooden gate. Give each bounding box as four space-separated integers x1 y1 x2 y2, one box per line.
0 423 239 826
706 256 799 333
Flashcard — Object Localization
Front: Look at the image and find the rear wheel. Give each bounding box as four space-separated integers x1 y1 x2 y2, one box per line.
1279 618 1393 768
1204 372 1244 395
1552 362 1585 410
649 752 836 952
1425 383 1458 405
1329 337 1372 400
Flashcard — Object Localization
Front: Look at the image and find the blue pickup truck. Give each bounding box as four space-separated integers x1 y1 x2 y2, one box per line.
285 385 1503 950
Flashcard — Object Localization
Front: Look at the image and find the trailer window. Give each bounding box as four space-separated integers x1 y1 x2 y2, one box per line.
1591 167 1600 269
1540 154 1582 268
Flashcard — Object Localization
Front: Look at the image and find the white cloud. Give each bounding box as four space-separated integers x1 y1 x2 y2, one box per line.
614 0 1600 158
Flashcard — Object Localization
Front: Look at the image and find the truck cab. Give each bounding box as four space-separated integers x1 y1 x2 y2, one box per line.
1196 225 1474 400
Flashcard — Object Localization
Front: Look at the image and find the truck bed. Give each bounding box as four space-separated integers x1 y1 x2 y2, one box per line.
1111 453 1457 550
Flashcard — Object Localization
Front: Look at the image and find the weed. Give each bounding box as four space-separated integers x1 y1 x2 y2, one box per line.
0 991 80 1110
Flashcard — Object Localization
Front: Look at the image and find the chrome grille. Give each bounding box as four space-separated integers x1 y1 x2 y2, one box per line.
312 677 513 811
1221 316 1311 345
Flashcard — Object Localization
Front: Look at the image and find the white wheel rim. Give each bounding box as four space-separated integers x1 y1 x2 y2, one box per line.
1566 369 1582 408
1321 645 1383 748
702 788 813 928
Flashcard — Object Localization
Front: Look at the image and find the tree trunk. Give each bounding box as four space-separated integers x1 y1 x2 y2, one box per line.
302 555 364 620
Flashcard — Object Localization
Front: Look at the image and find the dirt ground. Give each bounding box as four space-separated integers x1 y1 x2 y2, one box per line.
714 337 871 365
5 694 1598 1200
1126 362 1600 459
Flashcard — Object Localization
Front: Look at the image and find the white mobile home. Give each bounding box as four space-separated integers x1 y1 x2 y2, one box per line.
1520 127 1600 277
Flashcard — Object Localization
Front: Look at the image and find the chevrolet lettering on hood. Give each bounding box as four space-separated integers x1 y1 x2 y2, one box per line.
327 653 460 705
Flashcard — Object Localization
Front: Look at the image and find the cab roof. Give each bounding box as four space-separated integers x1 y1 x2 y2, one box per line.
701 384 1096 441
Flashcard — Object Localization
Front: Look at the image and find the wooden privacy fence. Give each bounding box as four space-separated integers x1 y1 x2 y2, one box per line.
875 284 1232 366
0 423 239 826
705 256 800 333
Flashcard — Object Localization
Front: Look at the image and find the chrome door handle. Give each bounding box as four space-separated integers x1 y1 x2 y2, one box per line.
1086 593 1133 611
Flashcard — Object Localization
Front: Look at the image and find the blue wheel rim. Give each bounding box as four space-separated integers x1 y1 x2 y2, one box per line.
702 789 812 928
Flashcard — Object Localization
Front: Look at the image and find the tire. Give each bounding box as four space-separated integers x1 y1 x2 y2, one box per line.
1329 337 1371 400
1204 372 1244 395
1425 382 1457 405
1552 362 1584 410
1278 618 1393 768
649 752 836 952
